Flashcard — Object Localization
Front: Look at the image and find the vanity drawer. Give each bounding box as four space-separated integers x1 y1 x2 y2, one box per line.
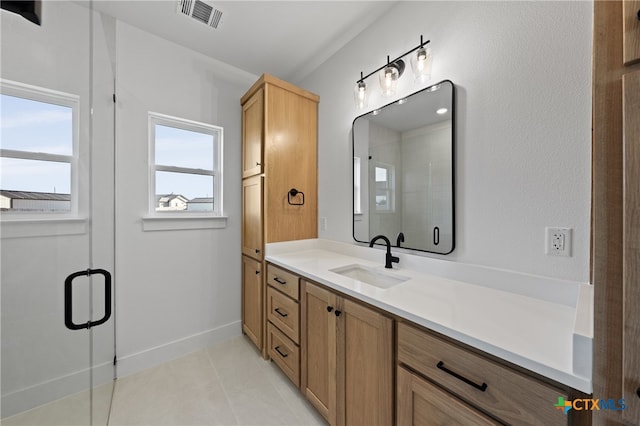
267 286 300 343
267 322 300 387
267 264 299 300
397 322 567 426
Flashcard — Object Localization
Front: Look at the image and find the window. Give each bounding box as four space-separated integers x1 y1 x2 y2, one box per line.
353 156 362 214
0 80 78 215
375 163 395 212
149 113 223 217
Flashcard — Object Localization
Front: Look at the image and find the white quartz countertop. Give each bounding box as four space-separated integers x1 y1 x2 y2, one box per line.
265 239 593 393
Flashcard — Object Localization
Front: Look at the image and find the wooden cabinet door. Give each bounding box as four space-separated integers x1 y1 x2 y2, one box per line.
242 88 263 178
397 366 500 426
341 298 393 426
264 84 318 243
242 255 262 349
623 1 640 65
623 70 640 424
242 175 263 260
301 280 338 425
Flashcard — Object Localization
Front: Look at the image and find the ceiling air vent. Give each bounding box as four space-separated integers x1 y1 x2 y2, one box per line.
177 0 223 29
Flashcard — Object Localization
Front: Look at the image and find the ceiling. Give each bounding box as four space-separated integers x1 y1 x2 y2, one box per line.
90 1 398 83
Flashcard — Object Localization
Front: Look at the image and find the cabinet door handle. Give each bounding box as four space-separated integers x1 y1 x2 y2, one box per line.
436 361 488 392
334 310 342 317
255 270 260 275
274 345 288 358
255 249 260 254
327 306 334 313
256 162 261 166
273 277 287 285
274 307 288 317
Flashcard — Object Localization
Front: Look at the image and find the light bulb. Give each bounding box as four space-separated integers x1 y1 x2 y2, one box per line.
379 65 399 97
411 47 432 83
353 80 367 109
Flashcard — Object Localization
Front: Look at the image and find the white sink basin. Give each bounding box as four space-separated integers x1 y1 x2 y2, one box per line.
330 264 409 289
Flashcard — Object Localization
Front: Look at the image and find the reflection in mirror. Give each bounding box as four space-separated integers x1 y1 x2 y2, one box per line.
352 80 455 254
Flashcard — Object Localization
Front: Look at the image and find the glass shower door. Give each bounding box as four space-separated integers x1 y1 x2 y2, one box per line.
0 1 116 424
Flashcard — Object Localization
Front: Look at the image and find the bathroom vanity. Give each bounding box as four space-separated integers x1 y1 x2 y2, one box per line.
262 239 593 426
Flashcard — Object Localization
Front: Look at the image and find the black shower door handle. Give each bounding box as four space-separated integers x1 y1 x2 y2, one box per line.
64 269 112 330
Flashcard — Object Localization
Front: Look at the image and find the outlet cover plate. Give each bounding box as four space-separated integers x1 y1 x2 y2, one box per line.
546 227 572 257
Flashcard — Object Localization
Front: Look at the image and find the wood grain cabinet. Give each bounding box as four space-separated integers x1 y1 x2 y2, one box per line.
593 4 640 424
397 322 569 426
623 0 640 65
242 176 263 260
241 255 262 348
240 74 319 353
397 366 500 426
242 88 264 178
623 69 640 424
266 263 301 386
301 280 393 426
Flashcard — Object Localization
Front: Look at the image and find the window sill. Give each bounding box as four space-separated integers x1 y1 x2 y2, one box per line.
142 215 228 231
1 217 88 239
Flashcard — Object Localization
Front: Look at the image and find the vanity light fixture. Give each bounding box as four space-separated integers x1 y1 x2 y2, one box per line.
379 56 405 97
354 72 368 109
354 35 431 109
410 36 433 83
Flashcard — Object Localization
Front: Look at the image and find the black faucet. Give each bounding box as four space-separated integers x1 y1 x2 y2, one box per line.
396 232 405 248
369 235 400 269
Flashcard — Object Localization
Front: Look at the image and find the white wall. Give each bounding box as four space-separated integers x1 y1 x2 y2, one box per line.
114 21 256 375
300 1 592 282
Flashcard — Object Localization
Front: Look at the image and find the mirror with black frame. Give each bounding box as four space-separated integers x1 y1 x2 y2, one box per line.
352 80 455 254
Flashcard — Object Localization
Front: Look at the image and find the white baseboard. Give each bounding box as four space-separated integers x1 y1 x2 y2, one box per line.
1 321 241 419
1 361 113 419
115 320 241 378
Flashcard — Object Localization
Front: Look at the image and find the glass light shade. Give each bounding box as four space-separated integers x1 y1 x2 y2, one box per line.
354 80 367 109
379 65 399 97
410 47 433 83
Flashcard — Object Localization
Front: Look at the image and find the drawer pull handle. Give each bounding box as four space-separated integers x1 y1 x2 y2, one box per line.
436 361 488 392
274 307 288 317
274 345 288 358
273 277 287 285
334 310 342 317
327 306 334 313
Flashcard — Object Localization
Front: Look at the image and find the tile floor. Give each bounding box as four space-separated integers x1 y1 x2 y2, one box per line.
3 336 326 426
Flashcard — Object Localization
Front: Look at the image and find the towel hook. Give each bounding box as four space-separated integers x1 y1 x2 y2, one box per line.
288 188 304 205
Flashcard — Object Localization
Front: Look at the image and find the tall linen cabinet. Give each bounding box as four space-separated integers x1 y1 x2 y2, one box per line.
241 74 319 354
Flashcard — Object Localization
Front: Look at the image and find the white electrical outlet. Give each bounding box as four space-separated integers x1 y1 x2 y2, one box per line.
546 227 572 256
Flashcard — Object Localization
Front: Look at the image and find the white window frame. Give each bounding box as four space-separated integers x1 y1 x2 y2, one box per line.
146 112 224 228
374 162 395 213
0 79 80 221
353 156 362 215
